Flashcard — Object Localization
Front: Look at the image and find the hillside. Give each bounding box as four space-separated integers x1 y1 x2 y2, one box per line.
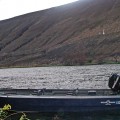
0 0 120 67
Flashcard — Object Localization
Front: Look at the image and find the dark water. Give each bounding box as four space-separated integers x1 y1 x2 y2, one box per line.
9 112 120 120
0 64 120 120
29 112 120 120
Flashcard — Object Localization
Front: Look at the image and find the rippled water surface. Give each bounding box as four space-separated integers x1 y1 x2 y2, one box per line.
0 64 120 89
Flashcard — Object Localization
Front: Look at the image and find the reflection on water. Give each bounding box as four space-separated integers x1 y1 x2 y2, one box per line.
10 112 120 120
0 64 120 120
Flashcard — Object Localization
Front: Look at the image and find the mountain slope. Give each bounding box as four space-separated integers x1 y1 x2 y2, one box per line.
0 0 120 67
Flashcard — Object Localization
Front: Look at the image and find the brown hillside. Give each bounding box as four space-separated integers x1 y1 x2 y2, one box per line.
0 0 120 67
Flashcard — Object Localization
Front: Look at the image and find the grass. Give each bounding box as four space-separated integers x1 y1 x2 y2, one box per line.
0 61 120 69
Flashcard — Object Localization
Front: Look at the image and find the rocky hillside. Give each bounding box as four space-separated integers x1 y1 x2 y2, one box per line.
0 0 120 67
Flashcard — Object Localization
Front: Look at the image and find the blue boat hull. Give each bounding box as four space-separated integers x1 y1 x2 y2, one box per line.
1 96 120 112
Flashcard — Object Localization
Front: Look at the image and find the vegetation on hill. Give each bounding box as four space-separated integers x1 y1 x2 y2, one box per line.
0 0 120 67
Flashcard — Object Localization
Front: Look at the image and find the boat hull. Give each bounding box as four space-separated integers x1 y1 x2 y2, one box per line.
1 96 120 112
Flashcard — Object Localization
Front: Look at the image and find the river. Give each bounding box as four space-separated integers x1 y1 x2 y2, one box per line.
0 64 120 89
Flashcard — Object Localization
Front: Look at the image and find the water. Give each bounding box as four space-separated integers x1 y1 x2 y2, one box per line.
9 112 120 120
0 64 120 120
0 64 120 89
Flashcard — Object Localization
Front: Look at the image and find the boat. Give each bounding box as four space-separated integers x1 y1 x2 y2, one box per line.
0 74 120 112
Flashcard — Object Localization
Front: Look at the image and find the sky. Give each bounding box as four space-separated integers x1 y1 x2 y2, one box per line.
0 0 78 20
